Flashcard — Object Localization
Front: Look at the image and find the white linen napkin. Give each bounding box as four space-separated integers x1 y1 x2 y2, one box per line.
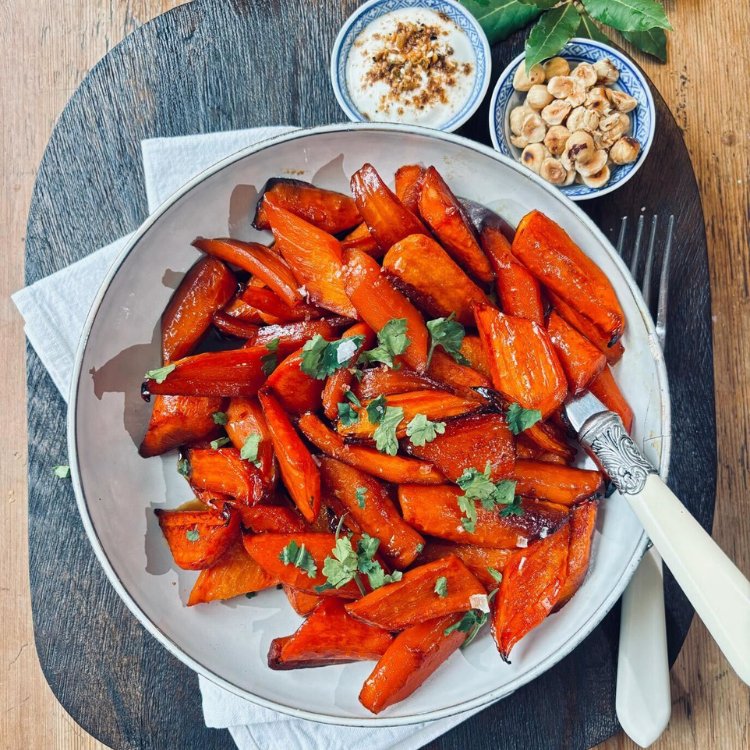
13 126 485 750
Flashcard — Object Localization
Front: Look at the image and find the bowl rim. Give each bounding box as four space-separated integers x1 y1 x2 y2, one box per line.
67 121 670 726
488 37 657 201
329 0 492 133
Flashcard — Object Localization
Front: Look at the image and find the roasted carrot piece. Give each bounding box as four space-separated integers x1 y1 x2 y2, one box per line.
343 249 430 371
405 412 515 482
268 599 393 670
522 421 576 462
298 413 445 485
418 542 512 590
320 457 425 568
252 318 347 352
394 164 425 213
417 166 493 283
212 311 259 339
161 256 237 362
359 613 466 713
238 505 306 534
225 397 277 490
481 224 544 325
516 435 571 465
187 540 277 605
398 484 568 548
350 163 428 253
512 460 603 506
253 178 361 235
186 447 264 507
459 335 492 378
155 505 239 570
192 237 303 308
353 366 444 400
222 293 265 324
283 586 322 616
240 286 323 323
346 556 484 631
144 347 269 398
258 389 320 522
341 222 381 256
512 210 625 346
139 395 224 457
547 310 607 394
474 304 567 417
266 347 324 415
491 522 571 660
556 500 598 608
243 533 361 598
588 365 634 433
263 202 357 318
426 350 491 400
460 197 516 243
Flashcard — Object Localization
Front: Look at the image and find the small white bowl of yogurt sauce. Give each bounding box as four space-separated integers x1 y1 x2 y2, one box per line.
331 0 491 132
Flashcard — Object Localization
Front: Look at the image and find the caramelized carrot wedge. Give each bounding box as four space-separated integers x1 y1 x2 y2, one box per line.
225 397 276 490
350 163 428 252
253 318 347 352
240 286 323 323
426 350 491 400
359 613 466 714
237 505 306 534
266 347 324 415
556 500 598 608
522 421 576 462
192 237 303 307
283 586 322 616
343 249 430 371
512 210 625 346
320 457 425 568
588 365 634 433
222 293 265 324
263 202 357 318
353 366 444 400
547 310 607 394
474 304 567 417
268 599 393 669
155 506 239 570
394 164 425 213
298 413 445 485
253 178 361 234
398 484 568 548
512 460 603 506
187 540 277 605
258 389 320 522
516 435 571 466
491 522 570 660
417 166 494 283
162 257 237 362
139 395 224 457
382 234 486 325
341 222 381 256
418 542 513 590
144 348 268 398
346 556 484 631
480 224 544 325
405 413 515 482
243 533 361 598
186 447 264 507
212 312 259 339
459 335 492 378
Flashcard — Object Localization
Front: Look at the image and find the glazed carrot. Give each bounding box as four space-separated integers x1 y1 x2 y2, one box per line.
237 506 306 534
186 447 264 508
556 500 598 608
418 542 513 590
240 286 323 323
283 586 322 616
187 540 277 605
394 164 424 213
511 460 604 506
252 318 347 352
343 248 430 371
263 202 357 318
320 457 425 568
474 304 567 417
522 421 576 462
221 293 265 324
547 310 607 394
192 237 303 307
268 599 393 670
353 366 444 400
266 347 324 415
212 312 259 339
155 506 240 570
382 234 486 325
398 484 568 548
345 556 484 630
225 397 277 491
588 365 634 433
253 178 360 235
298 413 445 485
341 222 381 256
161 256 237 362
350 163 428 252
491 522 571 660
359 613 466 714
516 435 571 466
426 350 491 400
458 335 492 378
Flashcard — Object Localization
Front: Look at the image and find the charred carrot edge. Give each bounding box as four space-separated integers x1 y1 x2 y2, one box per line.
252 319 346 353
588 365 634 433
522 421 576 461
213 311 260 340
238 506 306 534
394 164 425 213
426 350 491 401
555 500 598 609
240 286 323 323
511 459 604 506
547 310 607 394
225 397 277 491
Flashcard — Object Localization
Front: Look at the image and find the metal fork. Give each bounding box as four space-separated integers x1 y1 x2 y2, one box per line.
614 214 675 748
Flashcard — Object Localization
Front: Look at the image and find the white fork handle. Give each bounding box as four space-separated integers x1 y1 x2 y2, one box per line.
616 547 671 748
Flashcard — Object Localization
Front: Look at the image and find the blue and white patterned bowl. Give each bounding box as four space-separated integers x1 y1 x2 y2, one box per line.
330 0 491 132
490 39 656 201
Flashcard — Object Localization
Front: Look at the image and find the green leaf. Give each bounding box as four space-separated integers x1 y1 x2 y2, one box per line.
261 352 278 376
406 413 446 447
337 401 360 427
279 540 318 578
345 390 361 407
487 567 504 583
212 411 228 426
581 0 671 32
144 364 175 384
366 395 387 425
434 576 449 598
456 464 520 526
524 3 581 71
321 536 359 588
459 0 541 45
357 533 380 562
505 403 542 435
518 0 559 8
186 528 200 542
301 334 366 379
426 314 468 367
373 406 404 456
210 437 231 450
265 337 281 352
500 496 525 517
177 457 190 477
359 319 410 368
576 11 611 43
457 493 478 533
355 486 367 509
621 26 667 61
52 464 70 479
240 433 261 463
444 609 489 646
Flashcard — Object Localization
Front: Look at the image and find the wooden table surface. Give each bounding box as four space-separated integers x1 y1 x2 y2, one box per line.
1 1 748 748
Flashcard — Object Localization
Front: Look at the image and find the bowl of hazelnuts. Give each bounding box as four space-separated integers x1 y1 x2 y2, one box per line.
489 39 655 200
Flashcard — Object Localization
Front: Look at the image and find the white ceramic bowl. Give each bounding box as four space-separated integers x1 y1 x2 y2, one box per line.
69 123 669 726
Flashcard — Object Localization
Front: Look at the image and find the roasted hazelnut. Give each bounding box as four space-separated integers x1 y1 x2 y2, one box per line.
541 99 571 126
581 164 611 188
607 88 638 113
521 112 547 142
609 136 641 165
521 143 548 174
509 105 530 135
547 75 575 99
571 62 597 89
543 56 570 79
593 58 619 85
585 86 611 115
565 130 595 165
575 148 608 177
565 82 588 108
540 157 569 185
527 84 554 111
513 63 545 91
544 125 571 157
567 106 600 133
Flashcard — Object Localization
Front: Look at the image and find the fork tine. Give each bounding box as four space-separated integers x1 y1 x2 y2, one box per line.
641 215 659 308
629 214 646 278
616 216 628 256
655 215 675 349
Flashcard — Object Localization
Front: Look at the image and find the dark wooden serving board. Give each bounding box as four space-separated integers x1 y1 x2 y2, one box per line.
25 1 715 748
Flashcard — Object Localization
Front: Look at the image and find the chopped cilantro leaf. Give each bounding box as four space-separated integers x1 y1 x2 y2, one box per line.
359 318 410 368
487 567 503 584
300 334 366 379
144 364 175 384
186 528 200 542
240 433 261 464
52 465 70 479
499 496 525 517
505 403 542 435
177 457 190 477
278 540 317 578
365 395 387 424
212 411 228 425
345 390 361 407
456 464 520 527
321 536 359 588
355 486 367 509
261 351 278 376
406 413 446 447
265 337 281 352
319 533 402 592
434 576 449 598
210 437 231 450
444 609 489 646
373 406 404 456
337 401 359 427
426 314 468 366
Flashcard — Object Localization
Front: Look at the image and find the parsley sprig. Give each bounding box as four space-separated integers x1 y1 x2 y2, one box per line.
359 318 410 368
426 314 468 367
373 406 404 456
406 413 446 447
278 540 317 578
240 433 262 465
300 334 366 379
444 589 498 647
144 363 175 384
456 463 520 532
505 403 542 435
261 338 281 376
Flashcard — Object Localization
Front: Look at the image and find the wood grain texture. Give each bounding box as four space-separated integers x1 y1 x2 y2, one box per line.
2 3 747 750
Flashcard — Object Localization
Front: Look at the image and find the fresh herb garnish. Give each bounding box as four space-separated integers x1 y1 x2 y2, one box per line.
300 334 366 379
337 401 360 427
406 413 446 447
265 337 281 352
373 406 404 456
144 364 175 384
240 433 261 465
456 463 521 531
365 395 387 424
434 576 449 598
52 465 70 479
261 338 281 376
500 496 525 517
426 314 468 367
345 390 361 407
359 318 410 368
212 411 228 425
355 486 367 509
444 609 488 646
278 540 317 578
210 437 231 450
320 536 360 590
186 528 200 542
177 457 190 477
505 403 542 435
487 567 504 584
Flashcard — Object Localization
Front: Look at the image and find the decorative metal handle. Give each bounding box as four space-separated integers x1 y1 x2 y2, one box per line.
578 411 655 494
